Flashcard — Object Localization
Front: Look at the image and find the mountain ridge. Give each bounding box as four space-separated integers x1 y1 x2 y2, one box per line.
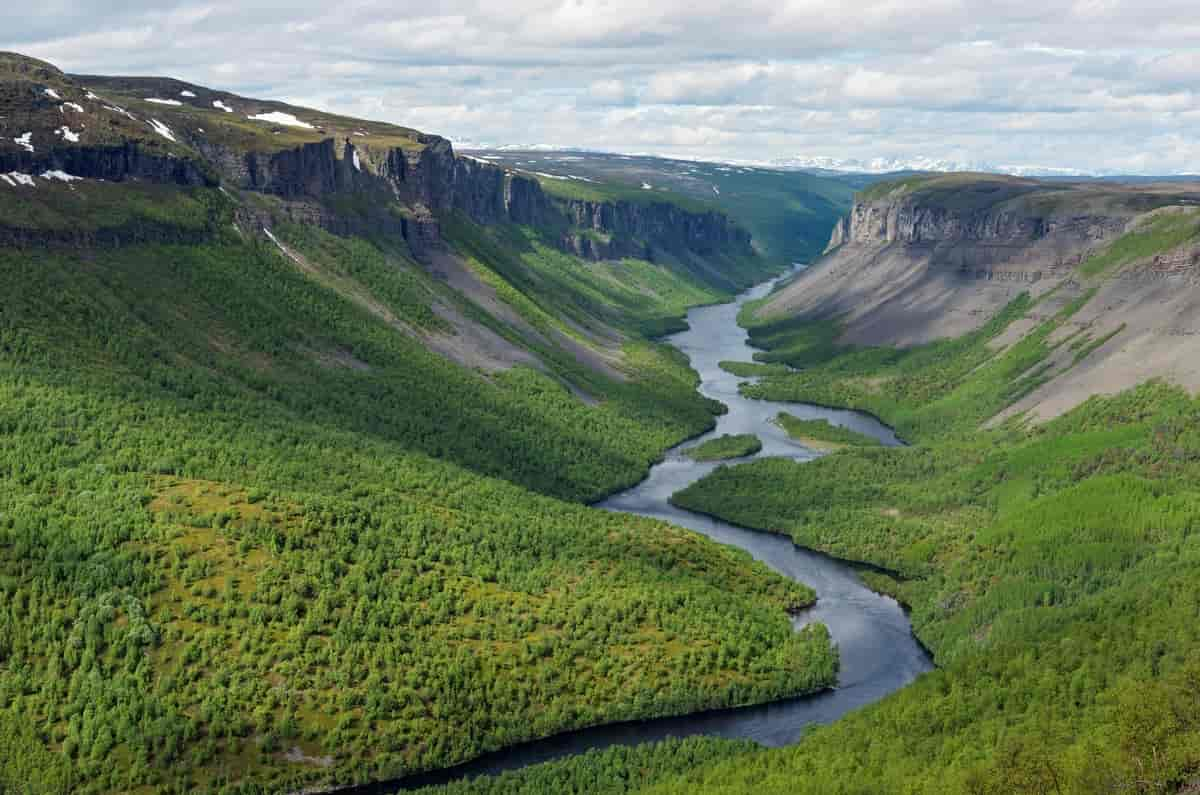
1 53 754 272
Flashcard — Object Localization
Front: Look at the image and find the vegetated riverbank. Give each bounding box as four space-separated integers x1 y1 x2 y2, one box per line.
683 434 763 461
662 288 1200 792
394 270 931 795
0 227 822 793
772 413 883 451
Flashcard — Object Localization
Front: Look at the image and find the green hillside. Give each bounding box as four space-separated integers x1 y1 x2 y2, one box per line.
662 293 1200 792
433 239 1200 794
0 54 841 794
0 185 841 795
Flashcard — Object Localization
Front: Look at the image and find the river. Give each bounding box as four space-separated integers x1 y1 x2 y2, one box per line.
366 268 933 792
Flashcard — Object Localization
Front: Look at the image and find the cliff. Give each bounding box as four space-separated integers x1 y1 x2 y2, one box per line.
214 133 751 263
0 53 749 266
760 172 1200 422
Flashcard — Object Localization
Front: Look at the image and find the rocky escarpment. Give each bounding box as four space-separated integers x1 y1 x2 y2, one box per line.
207 132 750 263
0 143 214 187
1 51 754 266
764 175 1200 347
558 198 753 261
828 179 1132 256
762 173 1200 424
824 216 848 253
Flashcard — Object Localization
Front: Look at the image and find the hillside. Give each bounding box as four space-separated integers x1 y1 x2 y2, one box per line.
466 150 858 266
755 172 1200 422
0 52 844 794
426 174 1200 794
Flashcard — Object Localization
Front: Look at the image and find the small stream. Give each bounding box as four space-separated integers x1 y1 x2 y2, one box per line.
365 268 933 792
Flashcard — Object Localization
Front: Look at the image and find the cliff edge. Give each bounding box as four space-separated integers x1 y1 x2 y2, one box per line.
757 173 1200 421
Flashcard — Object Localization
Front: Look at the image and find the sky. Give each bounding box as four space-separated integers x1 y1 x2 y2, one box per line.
6 1 1200 173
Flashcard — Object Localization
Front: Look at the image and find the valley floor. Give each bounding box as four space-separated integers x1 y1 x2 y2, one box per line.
426 276 1200 794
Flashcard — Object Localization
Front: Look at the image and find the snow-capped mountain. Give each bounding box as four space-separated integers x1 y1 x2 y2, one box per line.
766 155 1098 178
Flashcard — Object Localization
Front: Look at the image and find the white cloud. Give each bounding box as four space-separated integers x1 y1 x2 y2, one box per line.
4 1 1200 173
586 78 635 106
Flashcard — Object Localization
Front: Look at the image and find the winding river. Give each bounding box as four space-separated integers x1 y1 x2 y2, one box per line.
370 269 933 792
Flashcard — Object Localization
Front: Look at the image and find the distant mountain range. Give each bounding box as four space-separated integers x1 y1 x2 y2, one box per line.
454 140 1197 179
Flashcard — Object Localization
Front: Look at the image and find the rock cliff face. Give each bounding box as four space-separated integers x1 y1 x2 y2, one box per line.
201 131 749 262
824 216 848 253
761 175 1195 348
0 143 213 186
844 199 1045 244
558 199 752 260
838 187 1129 249
760 174 1200 424
0 50 753 265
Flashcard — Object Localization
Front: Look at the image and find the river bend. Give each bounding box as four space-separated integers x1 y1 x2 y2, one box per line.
368 269 933 792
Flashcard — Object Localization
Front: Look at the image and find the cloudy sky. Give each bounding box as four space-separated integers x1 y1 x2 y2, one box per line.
7 1 1200 173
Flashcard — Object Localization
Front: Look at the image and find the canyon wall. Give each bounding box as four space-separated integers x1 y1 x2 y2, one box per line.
211 133 752 262
762 175 1200 423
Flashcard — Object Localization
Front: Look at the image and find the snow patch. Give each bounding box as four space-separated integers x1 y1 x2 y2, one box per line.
247 111 314 129
532 171 567 180
641 182 652 190
213 100 234 113
40 170 83 183
263 228 305 267
85 90 101 101
13 132 33 153
146 118 177 142
104 104 137 121
0 174 13 187
352 149 361 171
4 172 36 187
43 88 61 100
146 98 183 106
352 131 366 137
61 102 85 113
55 126 80 143
180 90 197 98
712 186 720 195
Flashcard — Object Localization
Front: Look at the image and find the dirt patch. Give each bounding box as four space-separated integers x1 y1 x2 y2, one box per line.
425 249 553 347
761 242 1065 348
423 300 547 374
425 248 627 382
992 269 1200 423
284 746 334 768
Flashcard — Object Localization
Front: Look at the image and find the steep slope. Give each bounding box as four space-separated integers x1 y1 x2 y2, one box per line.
0 53 840 794
471 149 857 266
755 173 1200 422
430 177 1200 795
0 50 787 502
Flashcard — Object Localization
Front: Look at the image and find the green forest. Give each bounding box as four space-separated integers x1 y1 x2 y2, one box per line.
662 288 1200 792
0 183 839 793
431 270 1200 793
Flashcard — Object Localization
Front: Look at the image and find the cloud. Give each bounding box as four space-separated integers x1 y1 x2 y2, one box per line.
585 78 636 106
4 1 1200 172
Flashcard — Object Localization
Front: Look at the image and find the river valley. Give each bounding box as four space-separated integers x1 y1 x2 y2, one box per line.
370 269 934 792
